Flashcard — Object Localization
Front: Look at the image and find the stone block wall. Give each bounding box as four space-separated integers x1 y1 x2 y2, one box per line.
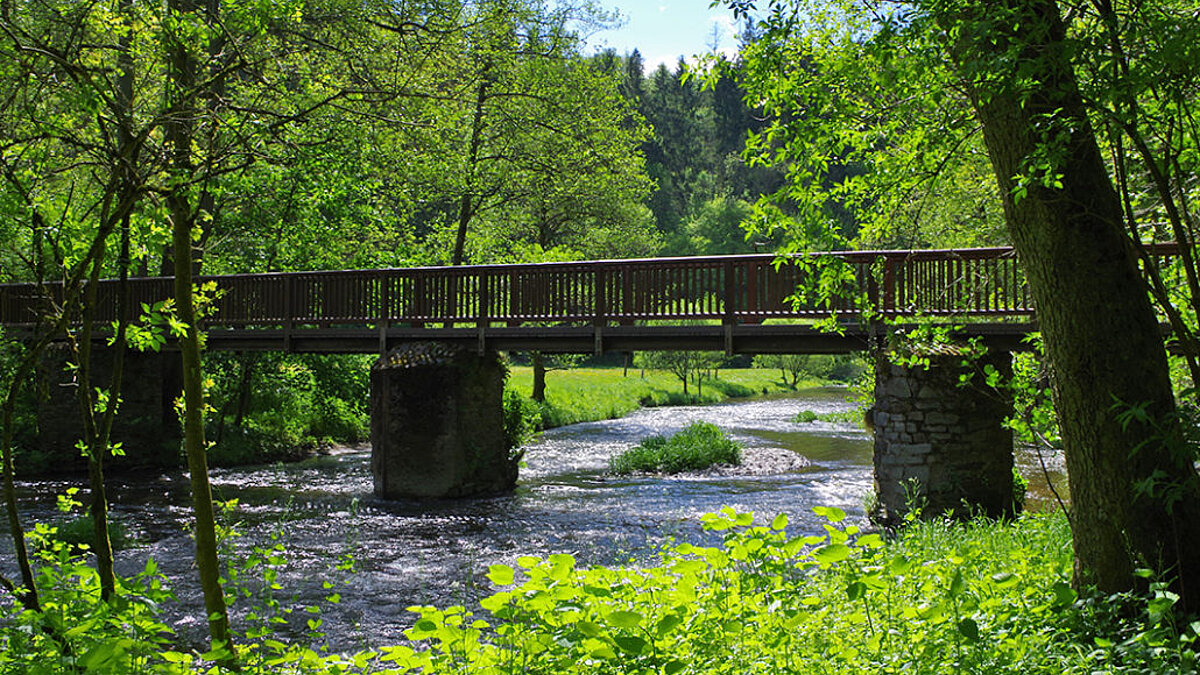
37 343 182 469
872 350 1015 525
371 343 517 499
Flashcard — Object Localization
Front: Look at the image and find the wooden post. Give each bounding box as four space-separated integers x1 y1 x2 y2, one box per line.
378 271 390 354
723 260 736 327
594 267 608 327
283 274 293 353
620 266 633 325
477 271 489 329
746 260 759 320
882 255 896 315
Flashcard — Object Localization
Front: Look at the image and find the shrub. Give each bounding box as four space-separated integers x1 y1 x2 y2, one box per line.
793 409 860 424
308 395 368 444
207 422 318 467
609 421 741 474
503 388 541 451
50 514 133 552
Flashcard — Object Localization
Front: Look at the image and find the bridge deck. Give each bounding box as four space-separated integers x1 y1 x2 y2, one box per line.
0 245 1178 354
201 321 1037 355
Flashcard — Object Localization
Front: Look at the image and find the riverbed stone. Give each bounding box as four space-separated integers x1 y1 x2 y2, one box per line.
370 342 517 499
872 350 1015 527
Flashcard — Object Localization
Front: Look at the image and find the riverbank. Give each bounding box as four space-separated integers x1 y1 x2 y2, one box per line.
506 366 842 429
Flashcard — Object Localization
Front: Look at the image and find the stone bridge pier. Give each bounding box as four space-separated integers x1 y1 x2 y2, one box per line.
370 343 518 499
871 349 1017 526
37 344 181 468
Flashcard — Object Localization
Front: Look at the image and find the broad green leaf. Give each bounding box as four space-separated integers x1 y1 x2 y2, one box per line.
657 613 684 637
614 635 649 655
990 572 1018 588
813 506 846 523
948 569 966 598
1051 581 1077 607
812 544 851 564
606 610 643 629
856 533 883 549
577 621 603 637
486 564 514 586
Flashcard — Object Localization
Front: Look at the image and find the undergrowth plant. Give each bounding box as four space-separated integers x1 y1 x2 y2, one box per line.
609 421 742 474
3 506 1197 673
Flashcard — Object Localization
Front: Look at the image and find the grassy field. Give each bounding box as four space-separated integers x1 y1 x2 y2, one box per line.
505 366 828 428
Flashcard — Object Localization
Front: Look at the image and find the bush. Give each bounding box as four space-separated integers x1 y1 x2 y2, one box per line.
793 409 860 424
207 422 318 467
50 515 133 552
503 388 541 451
308 395 368 444
609 421 741 474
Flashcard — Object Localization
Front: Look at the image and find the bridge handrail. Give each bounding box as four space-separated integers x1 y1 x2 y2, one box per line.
0 244 1182 328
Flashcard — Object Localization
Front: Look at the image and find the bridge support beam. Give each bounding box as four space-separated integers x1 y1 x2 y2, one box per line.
37 344 181 468
871 350 1016 526
371 343 518 499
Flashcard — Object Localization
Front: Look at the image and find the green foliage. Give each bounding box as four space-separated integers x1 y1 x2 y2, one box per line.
507 366 794 429
794 409 859 424
0 526 176 674
206 423 321 467
635 350 725 397
724 0 1010 251
4 506 1199 674
49 515 133 553
1012 467 1030 512
392 508 1195 675
609 421 742 474
1007 334 1061 449
502 389 541 451
204 354 371 466
754 353 866 389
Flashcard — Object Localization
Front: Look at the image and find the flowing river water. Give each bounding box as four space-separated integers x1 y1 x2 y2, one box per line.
4 388 1065 651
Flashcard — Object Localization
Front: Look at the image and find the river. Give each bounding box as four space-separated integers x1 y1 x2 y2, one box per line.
3 387 1064 651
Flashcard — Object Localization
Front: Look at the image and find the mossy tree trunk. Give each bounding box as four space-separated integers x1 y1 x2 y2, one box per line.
165 0 235 658
937 0 1200 607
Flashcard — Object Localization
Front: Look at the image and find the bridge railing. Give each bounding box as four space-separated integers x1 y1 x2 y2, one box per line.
0 245 1181 329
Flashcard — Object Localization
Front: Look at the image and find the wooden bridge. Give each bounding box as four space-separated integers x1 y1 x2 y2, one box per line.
2 245 1174 355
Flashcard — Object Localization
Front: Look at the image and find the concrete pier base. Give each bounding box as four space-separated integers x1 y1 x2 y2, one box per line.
872 350 1016 526
370 343 517 499
37 344 181 469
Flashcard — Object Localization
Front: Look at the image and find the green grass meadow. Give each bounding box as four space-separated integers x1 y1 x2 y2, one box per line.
506 366 824 428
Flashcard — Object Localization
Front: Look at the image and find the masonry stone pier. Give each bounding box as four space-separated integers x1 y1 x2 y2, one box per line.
371 343 517 499
871 350 1016 526
37 344 181 469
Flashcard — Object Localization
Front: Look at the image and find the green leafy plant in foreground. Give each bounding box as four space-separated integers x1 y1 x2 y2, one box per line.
4 507 1198 673
609 421 742 474
398 508 1197 675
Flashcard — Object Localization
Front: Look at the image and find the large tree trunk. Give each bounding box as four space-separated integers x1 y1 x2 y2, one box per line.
939 0 1200 607
531 351 547 402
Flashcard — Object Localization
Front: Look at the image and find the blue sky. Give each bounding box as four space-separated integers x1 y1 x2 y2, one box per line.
584 1 741 71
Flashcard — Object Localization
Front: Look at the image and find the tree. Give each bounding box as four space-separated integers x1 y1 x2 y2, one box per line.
753 354 811 390
733 0 1200 608
0 0 473 657
636 351 723 396
402 0 652 267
